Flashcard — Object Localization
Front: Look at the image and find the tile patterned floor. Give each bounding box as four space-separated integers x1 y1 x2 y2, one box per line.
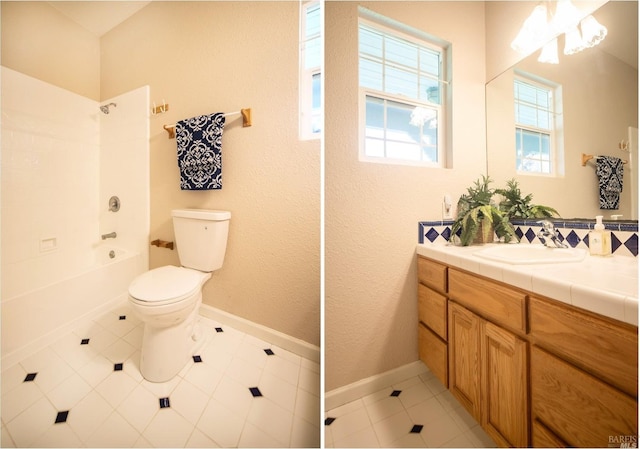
1 304 320 447
324 371 496 448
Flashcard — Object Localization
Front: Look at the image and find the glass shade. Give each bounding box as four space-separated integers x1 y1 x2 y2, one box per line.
511 5 549 54
564 26 585 55
581 15 607 48
538 38 559 64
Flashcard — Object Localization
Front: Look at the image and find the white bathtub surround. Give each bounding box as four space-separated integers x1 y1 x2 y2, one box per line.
416 243 639 326
1 67 149 367
324 364 494 448
1 305 320 448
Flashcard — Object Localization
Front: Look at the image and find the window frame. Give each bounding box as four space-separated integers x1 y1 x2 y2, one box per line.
358 16 449 167
299 0 322 141
513 74 563 177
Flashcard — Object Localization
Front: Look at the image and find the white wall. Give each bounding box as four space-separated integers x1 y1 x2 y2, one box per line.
325 1 487 392
100 2 321 347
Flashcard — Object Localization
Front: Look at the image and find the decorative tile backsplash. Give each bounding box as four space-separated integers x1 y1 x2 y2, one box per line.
419 219 638 257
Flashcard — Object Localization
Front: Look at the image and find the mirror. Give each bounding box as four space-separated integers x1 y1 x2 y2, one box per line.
486 1 638 221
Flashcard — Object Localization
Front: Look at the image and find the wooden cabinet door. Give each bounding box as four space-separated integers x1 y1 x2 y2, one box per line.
482 321 529 447
448 301 481 421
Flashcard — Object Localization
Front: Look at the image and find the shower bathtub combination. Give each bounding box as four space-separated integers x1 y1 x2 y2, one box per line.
1 66 150 366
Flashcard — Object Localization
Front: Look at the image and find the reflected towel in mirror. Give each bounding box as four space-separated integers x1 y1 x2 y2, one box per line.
596 156 624 209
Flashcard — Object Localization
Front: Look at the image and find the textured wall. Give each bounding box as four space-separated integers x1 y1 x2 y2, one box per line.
325 1 487 391
1 2 101 100
100 2 321 347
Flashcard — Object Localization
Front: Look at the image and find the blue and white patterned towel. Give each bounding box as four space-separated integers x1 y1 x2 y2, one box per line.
176 113 225 190
596 155 624 210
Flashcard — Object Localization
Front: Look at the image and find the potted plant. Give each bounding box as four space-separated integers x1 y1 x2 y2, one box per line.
450 176 519 246
495 178 560 219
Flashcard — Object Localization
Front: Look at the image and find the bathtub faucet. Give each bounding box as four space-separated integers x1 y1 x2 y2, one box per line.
101 232 117 240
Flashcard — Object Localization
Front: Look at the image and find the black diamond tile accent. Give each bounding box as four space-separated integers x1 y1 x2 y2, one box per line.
565 230 580 248
612 233 623 254
193 355 202 363
24 373 37 382
114 363 123 371
264 349 275 356
390 390 402 397
410 424 424 434
515 227 524 240
55 411 69 424
625 234 638 256
249 387 262 397
119 315 126 320
441 227 451 241
425 227 440 243
80 338 90 345
325 417 336 426
159 397 170 408
525 227 536 243
215 327 224 333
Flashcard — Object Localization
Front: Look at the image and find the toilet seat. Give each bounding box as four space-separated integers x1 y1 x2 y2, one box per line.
129 265 205 306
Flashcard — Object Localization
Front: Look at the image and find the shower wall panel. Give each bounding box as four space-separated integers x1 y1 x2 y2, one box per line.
1 66 100 299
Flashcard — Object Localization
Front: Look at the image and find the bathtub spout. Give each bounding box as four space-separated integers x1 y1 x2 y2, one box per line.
101 232 117 240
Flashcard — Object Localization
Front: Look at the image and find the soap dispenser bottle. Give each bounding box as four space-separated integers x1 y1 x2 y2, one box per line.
589 215 612 256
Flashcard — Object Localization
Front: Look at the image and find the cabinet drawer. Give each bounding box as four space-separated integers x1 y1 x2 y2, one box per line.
418 284 447 340
448 269 527 334
530 296 638 396
531 346 638 448
419 323 448 388
417 256 447 293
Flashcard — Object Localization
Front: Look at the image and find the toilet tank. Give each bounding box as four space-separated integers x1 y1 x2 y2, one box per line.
171 209 230 272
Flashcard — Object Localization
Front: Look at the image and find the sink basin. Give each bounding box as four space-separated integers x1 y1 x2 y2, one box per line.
474 245 587 265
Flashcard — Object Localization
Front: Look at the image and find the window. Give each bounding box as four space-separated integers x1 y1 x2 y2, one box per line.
300 0 322 140
359 16 449 166
514 77 562 175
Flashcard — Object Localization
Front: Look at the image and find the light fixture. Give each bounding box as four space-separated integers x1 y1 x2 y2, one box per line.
511 4 550 54
580 15 608 48
512 0 608 63
538 38 559 64
552 0 582 33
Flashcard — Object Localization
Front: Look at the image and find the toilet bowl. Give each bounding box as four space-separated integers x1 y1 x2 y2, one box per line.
128 209 230 383
129 266 211 382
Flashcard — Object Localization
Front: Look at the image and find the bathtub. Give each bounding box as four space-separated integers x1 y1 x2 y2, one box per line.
1 245 144 368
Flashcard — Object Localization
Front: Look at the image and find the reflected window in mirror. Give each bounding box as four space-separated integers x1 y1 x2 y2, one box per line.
358 12 450 167
514 75 564 176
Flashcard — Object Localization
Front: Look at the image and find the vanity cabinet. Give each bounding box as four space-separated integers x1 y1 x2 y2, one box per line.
447 273 529 448
416 254 638 448
529 295 638 447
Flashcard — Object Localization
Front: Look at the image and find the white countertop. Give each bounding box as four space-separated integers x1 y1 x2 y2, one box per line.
416 243 639 326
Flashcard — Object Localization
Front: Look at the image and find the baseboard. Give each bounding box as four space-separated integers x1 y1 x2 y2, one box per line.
325 361 429 411
199 304 320 364
1 295 128 369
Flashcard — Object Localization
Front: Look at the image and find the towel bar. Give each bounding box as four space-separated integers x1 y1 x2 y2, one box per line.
163 108 251 139
150 239 174 250
581 153 628 166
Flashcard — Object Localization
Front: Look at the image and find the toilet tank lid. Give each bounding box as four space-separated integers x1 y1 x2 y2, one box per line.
171 209 231 221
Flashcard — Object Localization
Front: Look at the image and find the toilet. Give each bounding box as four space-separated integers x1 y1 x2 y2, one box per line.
128 208 230 382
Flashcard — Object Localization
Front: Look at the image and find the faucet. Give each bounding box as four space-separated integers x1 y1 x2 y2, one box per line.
537 220 568 248
101 232 117 240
